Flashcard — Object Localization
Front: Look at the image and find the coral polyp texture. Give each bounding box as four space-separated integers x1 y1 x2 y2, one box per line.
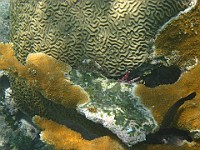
5 0 200 149
0 43 89 108
135 0 200 141
10 0 195 77
0 43 158 146
33 115 125 150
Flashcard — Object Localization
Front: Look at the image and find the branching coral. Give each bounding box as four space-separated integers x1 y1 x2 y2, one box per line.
33 115 125 150
0 43 89 108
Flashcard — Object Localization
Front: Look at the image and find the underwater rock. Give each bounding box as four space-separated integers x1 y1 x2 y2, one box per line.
10 0 196 77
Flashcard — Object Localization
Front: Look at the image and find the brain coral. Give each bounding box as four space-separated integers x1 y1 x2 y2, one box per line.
10 0 194 77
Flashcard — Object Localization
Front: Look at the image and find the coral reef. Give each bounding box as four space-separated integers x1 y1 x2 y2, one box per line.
1 0 199 149
10 0 195 77
0 43 158 146
134 0 200 143
0 43 89 108
0 78 51 149
155 0 200 70
33 115 125 150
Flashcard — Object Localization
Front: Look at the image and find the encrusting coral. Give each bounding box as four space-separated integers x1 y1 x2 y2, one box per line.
0 43 89 108
155 0 200 70
134 0 200 136
0 43 158 147
33 115 125 150
134 63 200 126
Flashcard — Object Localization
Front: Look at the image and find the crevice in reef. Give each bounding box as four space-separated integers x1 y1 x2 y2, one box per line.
0 74 10 90
142 65 181 87
135 92 196 147
14 102 120 142
145 128 192 145
113 64 181 87
143 92 196 146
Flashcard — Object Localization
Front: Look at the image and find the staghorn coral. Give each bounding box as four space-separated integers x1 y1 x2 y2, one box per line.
10 0 196 77
33 115 125 150
0 43 89 108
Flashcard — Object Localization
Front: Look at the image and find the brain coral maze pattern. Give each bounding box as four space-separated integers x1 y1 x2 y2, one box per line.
10 0 192 77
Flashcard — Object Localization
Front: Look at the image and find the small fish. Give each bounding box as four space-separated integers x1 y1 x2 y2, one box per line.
160 92 196 128
146 92 196 145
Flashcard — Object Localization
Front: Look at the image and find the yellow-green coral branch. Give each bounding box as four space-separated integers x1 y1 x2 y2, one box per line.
33 115 125 150
0 43 89 108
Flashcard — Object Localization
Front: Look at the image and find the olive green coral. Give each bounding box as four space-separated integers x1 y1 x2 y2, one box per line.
10 0 194 77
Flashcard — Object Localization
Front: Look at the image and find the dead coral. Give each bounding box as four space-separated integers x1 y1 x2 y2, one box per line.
33 115 125 150
0 43 89 108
